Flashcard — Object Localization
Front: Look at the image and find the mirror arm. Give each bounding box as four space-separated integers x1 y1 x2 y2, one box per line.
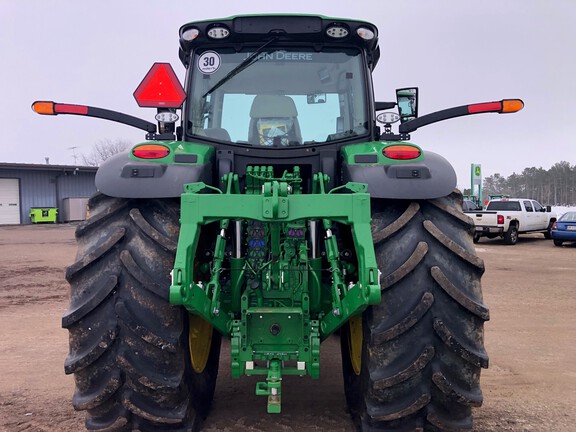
32 101 157 133
399 106 466 133
399 99 522 134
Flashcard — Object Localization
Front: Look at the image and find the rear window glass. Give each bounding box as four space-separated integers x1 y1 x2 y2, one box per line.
560 212 576 222
486 201 522 211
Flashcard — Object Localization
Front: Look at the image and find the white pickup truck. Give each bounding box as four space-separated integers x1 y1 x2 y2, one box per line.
465 198 557 245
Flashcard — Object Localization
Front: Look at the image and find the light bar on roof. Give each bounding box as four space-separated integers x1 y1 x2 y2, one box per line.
326 25 349 38
207 26 230 39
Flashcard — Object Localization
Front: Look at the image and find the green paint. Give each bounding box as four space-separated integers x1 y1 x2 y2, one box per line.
341 141 425 164
169 167 381 412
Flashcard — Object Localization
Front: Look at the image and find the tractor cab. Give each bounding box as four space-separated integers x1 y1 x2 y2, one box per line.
179 16 381 147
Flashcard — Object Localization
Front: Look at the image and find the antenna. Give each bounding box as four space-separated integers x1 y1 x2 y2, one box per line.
67 146 79 164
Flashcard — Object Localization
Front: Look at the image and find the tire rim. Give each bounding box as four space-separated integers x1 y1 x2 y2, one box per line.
188 314 213 373
348 315 363 375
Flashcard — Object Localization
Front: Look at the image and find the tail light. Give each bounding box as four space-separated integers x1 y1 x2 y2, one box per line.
552 222 557 229
382 145 421 160
132 144 170 159
497 215 504 224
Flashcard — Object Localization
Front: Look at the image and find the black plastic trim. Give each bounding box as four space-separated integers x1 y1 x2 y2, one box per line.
86 107 157 132
174 154 198 163
399 106 471 134
354 154 378 163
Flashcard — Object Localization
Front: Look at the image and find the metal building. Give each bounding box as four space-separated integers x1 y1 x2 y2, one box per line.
0 163 97 225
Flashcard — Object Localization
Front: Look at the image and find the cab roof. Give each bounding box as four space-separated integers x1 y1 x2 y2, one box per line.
178 14 380 69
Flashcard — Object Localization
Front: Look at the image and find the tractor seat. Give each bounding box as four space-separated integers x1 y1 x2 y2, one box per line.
249 95 302 146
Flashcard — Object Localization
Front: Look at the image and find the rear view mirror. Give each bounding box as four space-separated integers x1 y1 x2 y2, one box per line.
307 93 326 104
396 87 418 123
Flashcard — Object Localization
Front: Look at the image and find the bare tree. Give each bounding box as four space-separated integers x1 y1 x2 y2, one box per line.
81 139 131 166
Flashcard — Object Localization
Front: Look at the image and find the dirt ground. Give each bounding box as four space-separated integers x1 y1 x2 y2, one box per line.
0 223 574 432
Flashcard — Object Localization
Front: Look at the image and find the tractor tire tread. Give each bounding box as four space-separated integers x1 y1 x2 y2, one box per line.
342 190 489 431
63 194 216 431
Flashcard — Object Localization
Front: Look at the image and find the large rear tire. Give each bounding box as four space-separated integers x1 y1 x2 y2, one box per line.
63 193 220 431
342 191 489 431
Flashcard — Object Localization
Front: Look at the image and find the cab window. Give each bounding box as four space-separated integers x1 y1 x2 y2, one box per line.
187 47 369 146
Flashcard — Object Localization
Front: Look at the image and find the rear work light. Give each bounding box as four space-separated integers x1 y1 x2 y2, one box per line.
326 25 349 38
132 144 170 159
383 145 421 160
207 26 230 39
155 111 179 123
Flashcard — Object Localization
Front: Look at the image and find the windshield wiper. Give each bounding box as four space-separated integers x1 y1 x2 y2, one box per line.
202 36 279 98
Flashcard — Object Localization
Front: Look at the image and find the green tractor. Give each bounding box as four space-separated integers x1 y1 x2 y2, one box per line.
33 15 523 431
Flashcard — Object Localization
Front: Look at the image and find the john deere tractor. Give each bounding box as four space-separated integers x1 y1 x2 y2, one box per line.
33 14 523 431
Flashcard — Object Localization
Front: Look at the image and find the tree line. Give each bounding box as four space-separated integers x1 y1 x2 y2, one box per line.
477 161 576 205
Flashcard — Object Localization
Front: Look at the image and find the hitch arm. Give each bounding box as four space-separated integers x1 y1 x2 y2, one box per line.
31 101 157 133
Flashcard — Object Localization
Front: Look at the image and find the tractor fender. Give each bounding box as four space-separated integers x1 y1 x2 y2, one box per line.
95 151 212 198
342 150 456 200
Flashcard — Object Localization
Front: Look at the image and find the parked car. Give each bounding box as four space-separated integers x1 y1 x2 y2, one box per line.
551 211 576 246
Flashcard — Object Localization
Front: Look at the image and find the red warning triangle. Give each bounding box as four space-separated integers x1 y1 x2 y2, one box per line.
133 63 186 108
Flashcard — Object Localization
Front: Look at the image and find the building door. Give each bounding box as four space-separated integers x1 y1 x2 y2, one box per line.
0 178 20 224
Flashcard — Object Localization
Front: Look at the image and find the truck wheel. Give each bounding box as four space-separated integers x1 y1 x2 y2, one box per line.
473 233 481 244
63 193 220 431
341 190 489 431
503 225 518 245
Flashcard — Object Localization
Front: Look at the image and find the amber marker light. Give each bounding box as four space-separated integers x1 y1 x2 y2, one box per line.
32 101 90 115
132 144 170 159
502 99 524 113
383 145 421 160
31 101 56 115
468 99 524 114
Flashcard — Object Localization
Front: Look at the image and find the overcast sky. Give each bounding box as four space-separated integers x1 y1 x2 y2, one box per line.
1 0 574 190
